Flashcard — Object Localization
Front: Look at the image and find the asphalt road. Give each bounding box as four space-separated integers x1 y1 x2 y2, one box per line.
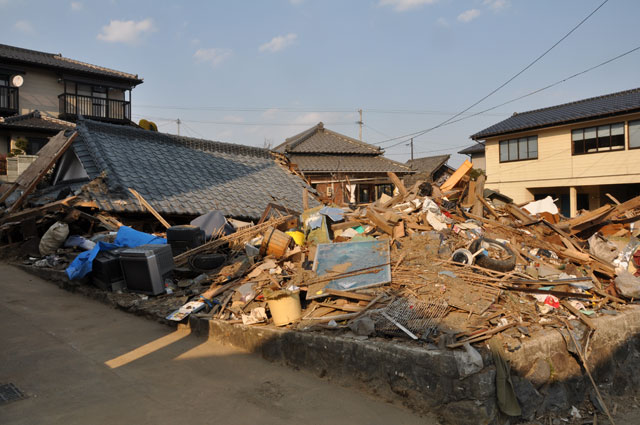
0 264 435 425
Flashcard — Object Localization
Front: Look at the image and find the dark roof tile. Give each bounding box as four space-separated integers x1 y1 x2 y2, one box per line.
274 122 382 154
0 43 142 85
472 88 640 139
69 119 317 219
290 154 412 173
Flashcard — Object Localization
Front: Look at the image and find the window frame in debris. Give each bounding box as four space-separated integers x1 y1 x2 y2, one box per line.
498 135 538 163
628 120 640 150
571 122 625 155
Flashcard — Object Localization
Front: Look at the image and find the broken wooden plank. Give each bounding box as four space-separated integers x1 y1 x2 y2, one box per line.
0 196 77 224
324 288 375 302
387 172 408 197
331 220 362 231
471 174 486 217
366 208 394 235
6 131 78 212
128 188 171 229
561 300 596 330
302 188 309 210
478 196 500 219
505 203 536 225
440 159 472 192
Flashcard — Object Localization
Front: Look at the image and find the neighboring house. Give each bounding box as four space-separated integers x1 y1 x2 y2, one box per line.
404 154 454 187
458 142 486 171
471 88 640 217
45 118 315 220
0 43 142 179
274 122 413 204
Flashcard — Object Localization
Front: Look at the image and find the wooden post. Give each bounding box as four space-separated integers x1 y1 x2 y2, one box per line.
302 188 309 210
386 172 407 198
128 188 171 229
471 174 486 217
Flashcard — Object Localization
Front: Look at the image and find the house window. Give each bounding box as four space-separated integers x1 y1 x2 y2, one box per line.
326 186 333 197
572 122 624 155
629 120 640 149
499 136 537 162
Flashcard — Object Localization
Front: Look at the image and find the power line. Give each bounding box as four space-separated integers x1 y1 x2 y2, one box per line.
131 114 354 126
134 104 508 117
375 0 609 147
382 42 640 152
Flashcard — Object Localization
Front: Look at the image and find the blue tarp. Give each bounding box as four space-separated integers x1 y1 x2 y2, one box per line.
66 226 166 280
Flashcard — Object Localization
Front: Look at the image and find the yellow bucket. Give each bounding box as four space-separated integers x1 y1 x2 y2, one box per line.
267 291 302 326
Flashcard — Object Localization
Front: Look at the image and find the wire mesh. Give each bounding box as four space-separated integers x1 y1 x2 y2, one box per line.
372 296 449 340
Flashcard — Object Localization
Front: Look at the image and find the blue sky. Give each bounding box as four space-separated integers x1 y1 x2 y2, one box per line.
2 0 639 166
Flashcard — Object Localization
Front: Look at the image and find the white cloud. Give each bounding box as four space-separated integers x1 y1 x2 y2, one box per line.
70 1 82 11
378 0 438 12
97 18 155 45
193 48 232 68
436 17 449 28
14 20 35 35
457 9 481 23
261 108 280 119
259 33 297 53
223 115 244 123
483 0 510 11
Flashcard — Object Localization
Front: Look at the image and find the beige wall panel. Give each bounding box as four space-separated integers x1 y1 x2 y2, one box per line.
485 112 640 199
19 66 62 117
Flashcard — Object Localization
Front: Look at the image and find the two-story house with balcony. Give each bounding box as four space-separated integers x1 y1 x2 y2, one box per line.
0 43 142 180
471 88 640 217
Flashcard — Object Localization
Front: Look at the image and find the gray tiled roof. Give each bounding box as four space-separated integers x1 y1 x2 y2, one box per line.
406 154 450 174
70 119 317 220
471 88 640 139
290 154 412 173
274 122 382 154
458 143 484 155
0 43 142 85
0 110 75 132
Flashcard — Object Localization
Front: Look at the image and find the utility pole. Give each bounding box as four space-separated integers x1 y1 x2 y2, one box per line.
410 138 414 161
357 109 363 141
176 118 181 136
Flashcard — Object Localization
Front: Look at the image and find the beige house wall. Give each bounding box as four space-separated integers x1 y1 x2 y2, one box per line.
485 112 640 206
472 154 486 171
18 66 62 117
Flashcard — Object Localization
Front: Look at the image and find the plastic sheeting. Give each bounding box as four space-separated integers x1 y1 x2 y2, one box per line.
66 226 166 280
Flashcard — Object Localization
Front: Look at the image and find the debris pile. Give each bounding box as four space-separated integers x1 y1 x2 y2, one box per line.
3 135 640 420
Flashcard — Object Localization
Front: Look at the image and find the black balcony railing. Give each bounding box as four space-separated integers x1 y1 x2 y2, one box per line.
0 86 19 116
58 93 131 122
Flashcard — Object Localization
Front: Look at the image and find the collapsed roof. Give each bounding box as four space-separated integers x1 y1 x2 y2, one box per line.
52 119 317 220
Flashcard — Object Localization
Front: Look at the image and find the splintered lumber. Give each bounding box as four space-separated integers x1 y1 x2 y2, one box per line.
174 215 293 266
471 174 486 217
561 300 596 330
478 195 500 219
325 288 375 302
0 196 77 224
128 188 171 229
387 172 408 197
557 204 613 234
505 203 536 225
331 220 362 231
366 208 394 235
440 159 472 192
4 131 78 212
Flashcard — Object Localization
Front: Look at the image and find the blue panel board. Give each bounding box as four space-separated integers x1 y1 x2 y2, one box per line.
310 240 390 299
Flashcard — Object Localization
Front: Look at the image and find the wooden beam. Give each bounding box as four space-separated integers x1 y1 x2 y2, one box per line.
366 208 394 235
324 288 375 302
6 131 78 212
128 188 171 229
471 174 486 217
440 159 472 192
386 172 407 197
